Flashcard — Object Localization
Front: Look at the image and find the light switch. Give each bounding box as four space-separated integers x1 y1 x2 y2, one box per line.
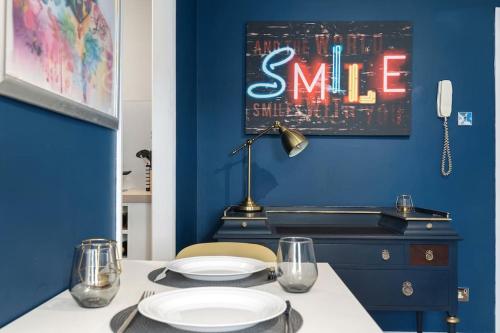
458 112 472 126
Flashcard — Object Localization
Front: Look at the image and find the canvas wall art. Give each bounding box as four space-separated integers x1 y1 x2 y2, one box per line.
245 22 412 135
0 0 120 129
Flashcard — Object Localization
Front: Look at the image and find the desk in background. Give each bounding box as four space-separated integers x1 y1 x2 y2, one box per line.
214 206 461 333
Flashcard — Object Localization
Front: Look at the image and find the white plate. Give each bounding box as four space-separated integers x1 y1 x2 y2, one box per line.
166 256 267 281
138 287 286 332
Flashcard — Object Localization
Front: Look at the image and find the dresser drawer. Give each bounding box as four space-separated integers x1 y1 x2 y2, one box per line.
315 243 406 266
410 244 449 266
336 269 450 308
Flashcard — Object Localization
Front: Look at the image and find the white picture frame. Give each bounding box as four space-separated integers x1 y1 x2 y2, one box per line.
0 0 120 129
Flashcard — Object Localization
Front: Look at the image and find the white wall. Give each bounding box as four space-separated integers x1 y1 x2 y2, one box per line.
121 0 152 190
151 0 176 260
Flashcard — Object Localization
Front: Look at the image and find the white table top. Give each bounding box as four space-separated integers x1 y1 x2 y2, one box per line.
3 260 382 333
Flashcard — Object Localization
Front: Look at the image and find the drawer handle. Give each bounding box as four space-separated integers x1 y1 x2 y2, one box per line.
402 281 414 297
425 249 434 261
381 249 390 261
241 222 248 228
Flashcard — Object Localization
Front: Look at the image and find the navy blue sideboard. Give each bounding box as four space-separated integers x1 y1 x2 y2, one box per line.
214 206 461 333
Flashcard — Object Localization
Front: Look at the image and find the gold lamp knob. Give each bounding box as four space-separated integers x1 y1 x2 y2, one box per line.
425 249 434 261
381 249 390 261
402 281 414 297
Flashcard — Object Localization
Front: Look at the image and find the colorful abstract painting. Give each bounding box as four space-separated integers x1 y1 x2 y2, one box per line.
7 0 116 116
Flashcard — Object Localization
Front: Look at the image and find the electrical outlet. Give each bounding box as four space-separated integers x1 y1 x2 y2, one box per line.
458 287 469 302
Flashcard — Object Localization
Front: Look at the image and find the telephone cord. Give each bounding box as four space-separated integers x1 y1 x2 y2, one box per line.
441 117 452 176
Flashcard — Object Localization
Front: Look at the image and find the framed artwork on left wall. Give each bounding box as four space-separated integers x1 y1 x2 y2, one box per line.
0 0 120 129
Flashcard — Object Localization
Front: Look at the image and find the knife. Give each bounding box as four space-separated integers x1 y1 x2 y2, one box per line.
153 267 168 282
285 300 293 333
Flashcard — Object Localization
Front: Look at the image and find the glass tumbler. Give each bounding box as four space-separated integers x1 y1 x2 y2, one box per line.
396 194 414 213
70 239 121 308
277 237 318 293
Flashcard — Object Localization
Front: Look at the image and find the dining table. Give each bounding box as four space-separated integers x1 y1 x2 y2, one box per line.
2 260 383 333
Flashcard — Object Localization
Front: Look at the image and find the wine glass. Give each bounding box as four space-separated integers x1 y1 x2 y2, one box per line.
277 237 318 293
70 239 121 308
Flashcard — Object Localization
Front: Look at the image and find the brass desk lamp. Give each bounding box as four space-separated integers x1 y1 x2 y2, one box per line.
231 121 309 212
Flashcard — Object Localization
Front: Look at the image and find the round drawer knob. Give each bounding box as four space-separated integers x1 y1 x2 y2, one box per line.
381 249 391 261
402 281 414 297
425 249 434 261
241 222 248 228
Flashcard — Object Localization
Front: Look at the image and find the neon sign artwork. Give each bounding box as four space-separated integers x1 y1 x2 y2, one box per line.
331 45 343 94
245 22 412 136
247 47 296 99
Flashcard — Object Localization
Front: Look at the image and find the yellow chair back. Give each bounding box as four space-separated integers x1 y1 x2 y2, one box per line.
176 242 276 262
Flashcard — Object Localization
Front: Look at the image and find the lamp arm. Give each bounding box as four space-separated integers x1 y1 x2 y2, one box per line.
230 121 281 155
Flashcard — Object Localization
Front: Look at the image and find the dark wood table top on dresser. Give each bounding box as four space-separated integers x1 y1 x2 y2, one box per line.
214 206 461 333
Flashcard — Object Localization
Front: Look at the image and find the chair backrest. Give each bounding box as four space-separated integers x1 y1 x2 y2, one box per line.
176 242 277 262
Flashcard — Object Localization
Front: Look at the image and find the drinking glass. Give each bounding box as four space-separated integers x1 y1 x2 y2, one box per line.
277 237 318 293
70 239 121 308
396 194 414 213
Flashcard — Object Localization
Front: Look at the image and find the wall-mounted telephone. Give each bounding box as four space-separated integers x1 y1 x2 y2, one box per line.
437 80 453 176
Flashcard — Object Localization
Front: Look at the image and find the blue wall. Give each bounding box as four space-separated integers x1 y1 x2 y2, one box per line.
177 0 496 331
0 97 115 326
176 0 198 252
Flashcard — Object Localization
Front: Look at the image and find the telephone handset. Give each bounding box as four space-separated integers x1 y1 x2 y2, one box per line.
437 80 453 176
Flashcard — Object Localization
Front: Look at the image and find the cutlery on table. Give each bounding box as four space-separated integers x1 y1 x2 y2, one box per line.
284 300 293 333
154 267 169 282
117 290 155 333
268 267 277 281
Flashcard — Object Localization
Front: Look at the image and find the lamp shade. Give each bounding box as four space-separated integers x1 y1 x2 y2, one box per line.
279 125 309 157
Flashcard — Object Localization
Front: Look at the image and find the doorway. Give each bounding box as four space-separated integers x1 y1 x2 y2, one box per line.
116 0 176 261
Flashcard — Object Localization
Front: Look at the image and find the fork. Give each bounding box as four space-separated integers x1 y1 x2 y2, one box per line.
117 291 155 333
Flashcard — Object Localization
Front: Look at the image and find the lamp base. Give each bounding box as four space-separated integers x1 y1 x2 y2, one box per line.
235 197 262 212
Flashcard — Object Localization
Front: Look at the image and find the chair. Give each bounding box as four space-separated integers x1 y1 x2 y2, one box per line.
176 242 277 262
